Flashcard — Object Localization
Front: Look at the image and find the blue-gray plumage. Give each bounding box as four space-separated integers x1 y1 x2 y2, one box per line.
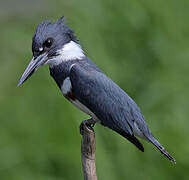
17 17 176 163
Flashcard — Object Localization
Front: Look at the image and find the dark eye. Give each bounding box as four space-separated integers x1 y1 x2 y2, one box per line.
44 38 53 48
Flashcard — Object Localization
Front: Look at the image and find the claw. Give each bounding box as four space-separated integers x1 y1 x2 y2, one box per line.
80 118 96 135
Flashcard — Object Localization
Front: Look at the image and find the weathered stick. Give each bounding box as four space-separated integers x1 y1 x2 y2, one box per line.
80 121 98 180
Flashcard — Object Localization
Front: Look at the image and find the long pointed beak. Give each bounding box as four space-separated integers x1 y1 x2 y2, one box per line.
17 53 48 86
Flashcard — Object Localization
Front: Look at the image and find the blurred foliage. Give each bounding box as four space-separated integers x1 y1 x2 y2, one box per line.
0 0 189 179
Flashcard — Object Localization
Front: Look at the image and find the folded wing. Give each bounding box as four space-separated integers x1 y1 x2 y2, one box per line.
69 63 146 151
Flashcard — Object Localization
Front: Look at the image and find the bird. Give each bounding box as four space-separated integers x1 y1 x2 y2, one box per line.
17 17 176 163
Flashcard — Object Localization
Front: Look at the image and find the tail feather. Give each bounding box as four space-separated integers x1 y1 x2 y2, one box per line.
148 136 176 163
117 130 144 152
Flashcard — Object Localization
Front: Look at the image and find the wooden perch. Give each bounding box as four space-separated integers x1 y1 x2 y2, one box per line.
80 120 98 180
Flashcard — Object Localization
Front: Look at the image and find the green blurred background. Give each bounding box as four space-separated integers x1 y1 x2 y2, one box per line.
0 0 188 179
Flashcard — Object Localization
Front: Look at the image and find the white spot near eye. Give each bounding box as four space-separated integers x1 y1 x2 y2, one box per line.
39 47 43 52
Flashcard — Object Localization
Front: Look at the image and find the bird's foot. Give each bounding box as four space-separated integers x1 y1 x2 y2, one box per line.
80 118 96 135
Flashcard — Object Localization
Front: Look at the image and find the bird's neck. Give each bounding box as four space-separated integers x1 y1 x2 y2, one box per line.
49 41 85 68
48 40 86 89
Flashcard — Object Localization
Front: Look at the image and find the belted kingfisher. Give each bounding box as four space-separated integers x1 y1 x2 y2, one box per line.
17 17 175 163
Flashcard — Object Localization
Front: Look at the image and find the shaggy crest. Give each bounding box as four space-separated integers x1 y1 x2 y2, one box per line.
32 17 78 54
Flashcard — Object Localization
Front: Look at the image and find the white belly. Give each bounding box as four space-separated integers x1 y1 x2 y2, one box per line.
61 77 99 122
71 99 99 121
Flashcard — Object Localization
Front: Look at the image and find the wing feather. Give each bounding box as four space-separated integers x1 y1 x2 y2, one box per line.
69 63 145 151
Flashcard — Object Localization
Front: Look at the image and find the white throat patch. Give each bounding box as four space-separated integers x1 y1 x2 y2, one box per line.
48 41 85 67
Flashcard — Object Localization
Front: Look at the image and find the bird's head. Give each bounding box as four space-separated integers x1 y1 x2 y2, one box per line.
17 17 84 86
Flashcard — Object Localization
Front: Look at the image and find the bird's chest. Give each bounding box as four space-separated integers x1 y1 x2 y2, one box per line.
61 77 75 100
61 77 98 119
